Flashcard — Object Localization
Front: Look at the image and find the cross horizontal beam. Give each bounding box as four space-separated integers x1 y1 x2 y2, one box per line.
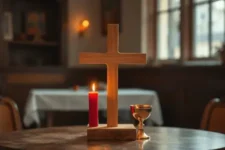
79 53 146 64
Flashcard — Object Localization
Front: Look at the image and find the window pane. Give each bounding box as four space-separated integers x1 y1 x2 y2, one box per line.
193 4 210 57
211 0 225 56
194 0 208 3
157 11 180 59
158 0 180 11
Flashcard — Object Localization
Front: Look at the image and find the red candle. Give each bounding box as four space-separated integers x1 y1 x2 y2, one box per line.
88 83 99 127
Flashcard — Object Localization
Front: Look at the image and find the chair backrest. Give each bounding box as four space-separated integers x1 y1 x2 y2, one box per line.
0 97 22 133
201 98 225 134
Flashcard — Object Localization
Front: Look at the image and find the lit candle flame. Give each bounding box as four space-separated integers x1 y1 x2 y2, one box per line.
92 83 96 92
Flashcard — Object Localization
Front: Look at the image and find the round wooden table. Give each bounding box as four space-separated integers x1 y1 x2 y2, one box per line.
0 126 225 150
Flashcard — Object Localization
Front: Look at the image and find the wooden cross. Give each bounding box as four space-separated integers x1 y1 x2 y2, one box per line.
79 24 146 127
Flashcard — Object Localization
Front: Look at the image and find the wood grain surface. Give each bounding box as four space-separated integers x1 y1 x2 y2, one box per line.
87 124 136 141
0 126 225 150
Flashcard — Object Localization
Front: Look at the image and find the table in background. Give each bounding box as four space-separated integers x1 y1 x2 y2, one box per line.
0 126 225 150
24 88 163 127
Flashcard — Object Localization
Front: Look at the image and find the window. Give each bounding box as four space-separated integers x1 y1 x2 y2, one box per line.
157 0 181 60
193 0 225 58
150 0 225 62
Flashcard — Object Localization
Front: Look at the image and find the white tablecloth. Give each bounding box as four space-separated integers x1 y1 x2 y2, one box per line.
24 88 163 127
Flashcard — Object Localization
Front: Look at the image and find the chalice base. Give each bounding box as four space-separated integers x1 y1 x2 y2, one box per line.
137 130 150 140
87 124 136 141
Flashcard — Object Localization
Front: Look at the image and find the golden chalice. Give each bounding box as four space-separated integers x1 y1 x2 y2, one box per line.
130 104 152 140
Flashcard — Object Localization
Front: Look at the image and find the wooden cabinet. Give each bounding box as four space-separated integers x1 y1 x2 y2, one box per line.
0 0 68 67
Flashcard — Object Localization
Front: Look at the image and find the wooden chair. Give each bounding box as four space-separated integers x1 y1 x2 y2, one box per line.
201 98 225 134
0 97 22 133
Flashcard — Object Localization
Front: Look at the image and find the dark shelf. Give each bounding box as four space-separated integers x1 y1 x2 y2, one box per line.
0 0 65 67
8 41 59 47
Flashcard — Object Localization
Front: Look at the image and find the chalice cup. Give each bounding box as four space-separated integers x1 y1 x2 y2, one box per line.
130 104 152 140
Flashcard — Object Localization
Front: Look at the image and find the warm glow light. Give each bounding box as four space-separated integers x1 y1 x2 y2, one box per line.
78 20 90 35
92 83 96 92
82 20 89 28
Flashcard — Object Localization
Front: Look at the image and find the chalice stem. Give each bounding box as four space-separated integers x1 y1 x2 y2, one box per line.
138 118 144 129
137 118 149 140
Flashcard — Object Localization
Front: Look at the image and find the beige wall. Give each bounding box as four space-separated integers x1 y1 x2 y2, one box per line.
67 0 148 67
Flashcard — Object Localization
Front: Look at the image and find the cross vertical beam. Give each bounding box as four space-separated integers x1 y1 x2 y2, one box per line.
107 64 118 127
107 25 119 127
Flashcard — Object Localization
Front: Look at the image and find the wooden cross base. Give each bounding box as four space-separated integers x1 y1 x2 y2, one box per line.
87 124 136 141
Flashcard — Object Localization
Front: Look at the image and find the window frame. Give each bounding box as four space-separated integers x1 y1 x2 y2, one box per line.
149 0 225 63
157 3 181 60
193 0 225 58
